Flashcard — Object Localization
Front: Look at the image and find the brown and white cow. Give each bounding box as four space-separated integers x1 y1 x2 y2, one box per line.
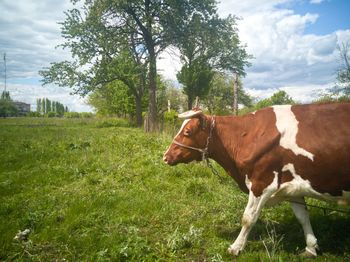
163 103 350 257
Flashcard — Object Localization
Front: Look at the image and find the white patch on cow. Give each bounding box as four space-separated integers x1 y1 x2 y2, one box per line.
228 172 278 256
245 175 252 190
273 105 314 161
342 190 350 199
164 119 191 156
273 163 320 198
274 163 350 205
338 191 350 205
290 197 318 257
174 119 191 139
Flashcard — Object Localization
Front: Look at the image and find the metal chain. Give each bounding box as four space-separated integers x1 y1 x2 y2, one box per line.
288 199 350 215
205 158 225 183
202 116 216 161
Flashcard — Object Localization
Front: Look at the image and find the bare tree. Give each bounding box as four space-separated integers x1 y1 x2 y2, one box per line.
334 42 350 95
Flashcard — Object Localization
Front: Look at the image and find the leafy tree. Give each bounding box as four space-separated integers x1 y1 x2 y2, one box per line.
255 90 295 110
40 0 209 131
1 91 11 100
39 2 146 125
42 98 46 114
46 98 52 113
176 13 251 109
156 77 186 114
36 98 68 117
36 98 42 114
88 80 136 117
203 73 252 115
93 49 147 126
52 101 56 113
177 57 214 109
0 91 18 117
164 83 187 112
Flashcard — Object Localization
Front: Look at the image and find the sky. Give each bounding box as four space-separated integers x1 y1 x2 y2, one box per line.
0 0 349 112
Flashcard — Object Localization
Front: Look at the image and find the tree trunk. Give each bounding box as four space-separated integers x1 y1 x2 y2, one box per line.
187 95 193 110
135 95 142 127
233 73 238 115
146 48 158 132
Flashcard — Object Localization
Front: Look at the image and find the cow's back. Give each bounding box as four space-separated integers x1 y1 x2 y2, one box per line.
278 103 350 196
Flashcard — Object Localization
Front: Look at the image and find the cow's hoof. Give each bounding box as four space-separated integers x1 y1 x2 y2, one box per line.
227 245 241 256
299 248 317 258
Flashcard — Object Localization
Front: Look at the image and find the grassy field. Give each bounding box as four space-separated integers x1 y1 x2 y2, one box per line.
1 117 350 261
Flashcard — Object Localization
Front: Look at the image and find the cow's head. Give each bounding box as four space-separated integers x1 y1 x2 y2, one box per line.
163 109 211 166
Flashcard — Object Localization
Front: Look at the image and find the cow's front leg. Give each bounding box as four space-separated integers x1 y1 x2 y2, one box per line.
228 185 276 256
290 197 318 257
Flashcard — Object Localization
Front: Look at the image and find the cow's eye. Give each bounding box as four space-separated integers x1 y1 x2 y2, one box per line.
184 129 192 137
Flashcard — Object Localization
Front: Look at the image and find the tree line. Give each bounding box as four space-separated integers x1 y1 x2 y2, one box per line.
36 98 69 117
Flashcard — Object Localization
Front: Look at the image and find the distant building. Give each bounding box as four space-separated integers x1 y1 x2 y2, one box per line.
14 101 30 116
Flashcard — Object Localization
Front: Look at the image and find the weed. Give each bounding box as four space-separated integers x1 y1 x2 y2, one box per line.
260 221 284 262
167 225 203 251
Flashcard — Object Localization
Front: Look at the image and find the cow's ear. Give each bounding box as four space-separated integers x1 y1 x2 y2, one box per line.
178 109 203 119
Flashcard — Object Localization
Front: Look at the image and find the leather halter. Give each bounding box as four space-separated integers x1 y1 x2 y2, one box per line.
172 116 215 161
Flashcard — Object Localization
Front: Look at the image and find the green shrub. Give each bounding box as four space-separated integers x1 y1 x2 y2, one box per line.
26 111 41 117
47 111 58 118
80 112 94 118
64 112 81 118
95 118 131 128
164 110 178 123
313 94 350 104
64 112 95 118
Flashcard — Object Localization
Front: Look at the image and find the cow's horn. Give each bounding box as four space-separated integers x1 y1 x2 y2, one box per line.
178 109 203 119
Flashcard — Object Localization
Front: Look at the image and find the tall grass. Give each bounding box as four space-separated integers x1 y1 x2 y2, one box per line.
1 117 350 261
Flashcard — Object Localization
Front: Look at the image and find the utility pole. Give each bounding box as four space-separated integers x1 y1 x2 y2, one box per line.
3 53 6 92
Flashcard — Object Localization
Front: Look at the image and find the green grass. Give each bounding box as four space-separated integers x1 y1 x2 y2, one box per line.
1 117 350 261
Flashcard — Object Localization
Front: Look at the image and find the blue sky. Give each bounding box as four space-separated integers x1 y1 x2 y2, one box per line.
290 0 350 34
0 0 350 111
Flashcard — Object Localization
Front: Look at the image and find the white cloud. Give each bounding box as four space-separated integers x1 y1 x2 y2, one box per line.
0 0 73 79
6 83 92 112
247 83 331 103
310 0 324 4
0 0 92 111
1 0 350 110
157 48 182 81
216 0 350 102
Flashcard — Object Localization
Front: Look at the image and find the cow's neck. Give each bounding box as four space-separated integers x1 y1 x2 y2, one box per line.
209 116 248 193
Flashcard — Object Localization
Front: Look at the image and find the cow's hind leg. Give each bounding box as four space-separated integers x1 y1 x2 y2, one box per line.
228 185 277 256
290 197 318 257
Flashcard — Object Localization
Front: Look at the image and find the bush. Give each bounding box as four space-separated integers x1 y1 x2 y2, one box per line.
64 112 95 118
64 112 81 118
0 100 18 117
47 111 58 118
162 110 182 136
95 118 132 128
80 112 94 118
26 111 41 117
313 94 350 104
164 110 178 124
